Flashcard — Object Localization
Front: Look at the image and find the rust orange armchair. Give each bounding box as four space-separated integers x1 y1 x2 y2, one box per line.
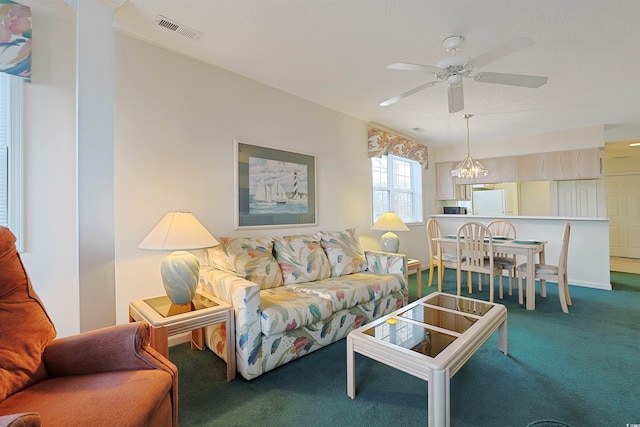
0 227 178 427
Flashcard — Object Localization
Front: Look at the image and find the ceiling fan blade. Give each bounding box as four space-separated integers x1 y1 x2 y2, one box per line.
448 84 464 114
467 37 535 68
386 62 442 74
379 81 440 107
475 72 548 88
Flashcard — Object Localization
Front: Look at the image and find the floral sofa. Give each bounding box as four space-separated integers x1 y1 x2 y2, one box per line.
199 229 408 380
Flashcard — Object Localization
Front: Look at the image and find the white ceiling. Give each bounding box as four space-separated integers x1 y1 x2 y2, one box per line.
111 0 640 147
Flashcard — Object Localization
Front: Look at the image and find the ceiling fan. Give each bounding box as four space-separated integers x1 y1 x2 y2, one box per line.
380 35 549 113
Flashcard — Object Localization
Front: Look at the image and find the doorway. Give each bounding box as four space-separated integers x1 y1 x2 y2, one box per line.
604 141 640 262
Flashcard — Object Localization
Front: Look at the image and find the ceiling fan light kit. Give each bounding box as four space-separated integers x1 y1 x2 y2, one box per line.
380 35 549 113
451 114 488 179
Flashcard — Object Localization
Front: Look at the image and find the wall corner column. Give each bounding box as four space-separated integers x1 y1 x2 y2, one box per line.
76 0 117 331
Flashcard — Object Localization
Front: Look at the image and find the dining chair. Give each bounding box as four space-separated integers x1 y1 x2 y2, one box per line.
487 219 517 296
455 222 503 303
517 222 572 313
426 218 463 292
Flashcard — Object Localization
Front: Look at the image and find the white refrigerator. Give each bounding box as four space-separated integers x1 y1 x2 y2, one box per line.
472 189 506 216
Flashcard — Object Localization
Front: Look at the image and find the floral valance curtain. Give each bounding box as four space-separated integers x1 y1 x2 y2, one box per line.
0 0 31 81
367 124 429 169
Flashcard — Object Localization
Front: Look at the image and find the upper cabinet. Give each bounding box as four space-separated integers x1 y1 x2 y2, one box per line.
517 148 601 181
436 161 456 200
435 148 602 199
455 156 518 185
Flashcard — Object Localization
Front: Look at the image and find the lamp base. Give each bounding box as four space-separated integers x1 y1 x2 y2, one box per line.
380 231 400 253
160 250 200 305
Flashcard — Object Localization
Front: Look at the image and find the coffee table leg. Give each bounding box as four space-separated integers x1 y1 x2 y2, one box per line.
346 336 355 399
498 317 508 355
429 368 450 427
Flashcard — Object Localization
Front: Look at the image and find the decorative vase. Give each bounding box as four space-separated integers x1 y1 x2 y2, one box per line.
160 251 200 305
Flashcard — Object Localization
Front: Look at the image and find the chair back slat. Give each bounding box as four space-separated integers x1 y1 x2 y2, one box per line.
457 222 494 270
558 222 571 276
487 219 516 258
426 218 441 259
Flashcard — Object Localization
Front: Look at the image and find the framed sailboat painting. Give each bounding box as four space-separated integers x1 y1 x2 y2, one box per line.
235 140 317 229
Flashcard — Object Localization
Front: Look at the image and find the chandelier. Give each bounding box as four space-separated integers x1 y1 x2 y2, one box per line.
451 114 488 179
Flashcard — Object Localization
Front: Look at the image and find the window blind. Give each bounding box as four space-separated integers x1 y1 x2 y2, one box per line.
0 74 8 226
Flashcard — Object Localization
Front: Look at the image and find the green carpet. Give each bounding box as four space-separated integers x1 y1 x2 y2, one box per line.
170 270 640 426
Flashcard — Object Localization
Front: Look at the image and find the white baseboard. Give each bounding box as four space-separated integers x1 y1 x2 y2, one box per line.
168 332 190 347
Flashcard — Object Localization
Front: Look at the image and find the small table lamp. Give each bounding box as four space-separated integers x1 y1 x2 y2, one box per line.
372 212 410 253
139 212 219 305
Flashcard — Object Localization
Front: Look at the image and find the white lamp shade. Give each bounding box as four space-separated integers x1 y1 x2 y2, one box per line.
139 212 218 305
138 212 219 251
372 212 409 254
371 212 410 232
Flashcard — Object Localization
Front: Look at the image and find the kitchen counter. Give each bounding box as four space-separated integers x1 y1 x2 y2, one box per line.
432 215 611 291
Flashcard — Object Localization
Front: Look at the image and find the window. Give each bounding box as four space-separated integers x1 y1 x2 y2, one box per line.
371 155 423 224
0 73 23 250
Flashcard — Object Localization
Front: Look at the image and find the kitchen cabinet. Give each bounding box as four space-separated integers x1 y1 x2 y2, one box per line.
435 162 456 200
456 156 518 184
517 148 600 181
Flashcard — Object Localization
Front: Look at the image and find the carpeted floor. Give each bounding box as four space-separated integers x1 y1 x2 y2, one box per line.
170 269 640 426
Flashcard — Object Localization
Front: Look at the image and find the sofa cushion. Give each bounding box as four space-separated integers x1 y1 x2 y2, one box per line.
317 229 367 277
260 287 333 337
0 226 56 402
0 370 173 426
288 272 404 312
206 237 283 289
273 234 331 285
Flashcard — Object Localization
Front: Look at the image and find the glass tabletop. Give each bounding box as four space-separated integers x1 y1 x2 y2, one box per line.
360 294 495 358
422 293 494 316
144 293 219 318
362 318 457 358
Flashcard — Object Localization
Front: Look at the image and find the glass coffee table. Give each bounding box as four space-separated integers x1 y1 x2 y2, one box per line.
346 292 507 427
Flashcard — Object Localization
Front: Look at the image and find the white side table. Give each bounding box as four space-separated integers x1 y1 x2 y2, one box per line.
129 290 236 381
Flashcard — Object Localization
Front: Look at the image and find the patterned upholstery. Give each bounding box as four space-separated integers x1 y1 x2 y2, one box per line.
260 286 333 337
199 231 408 380
273 234 331 285
317 229 368 277
206 237 283 289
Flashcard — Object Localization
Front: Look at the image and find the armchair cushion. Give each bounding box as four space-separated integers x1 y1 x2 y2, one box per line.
0 370 173 426
0 229 56 402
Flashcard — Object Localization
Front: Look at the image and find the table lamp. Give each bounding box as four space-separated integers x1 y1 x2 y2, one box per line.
371 212 410 253
138 212 219 305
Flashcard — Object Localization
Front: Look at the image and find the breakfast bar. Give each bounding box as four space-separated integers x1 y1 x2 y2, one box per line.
432 215 611 291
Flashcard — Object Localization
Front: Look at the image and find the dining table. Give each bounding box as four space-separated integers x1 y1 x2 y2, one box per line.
432 235 547 310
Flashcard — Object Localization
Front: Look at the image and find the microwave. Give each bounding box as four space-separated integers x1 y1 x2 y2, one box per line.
443 207 467 215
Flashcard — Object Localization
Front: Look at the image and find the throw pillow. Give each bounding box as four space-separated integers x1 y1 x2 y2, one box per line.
206 237 283 289
273 234 331 285
317 228 367 277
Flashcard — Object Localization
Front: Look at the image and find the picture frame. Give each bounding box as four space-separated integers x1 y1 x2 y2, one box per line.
235 140 317 229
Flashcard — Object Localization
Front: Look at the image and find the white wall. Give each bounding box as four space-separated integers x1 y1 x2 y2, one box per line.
19 1 620 335
19 1 79 337
433 125 605 163
112 35 433 324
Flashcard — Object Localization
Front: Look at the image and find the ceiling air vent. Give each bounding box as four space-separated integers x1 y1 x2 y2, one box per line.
153 15 202 40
